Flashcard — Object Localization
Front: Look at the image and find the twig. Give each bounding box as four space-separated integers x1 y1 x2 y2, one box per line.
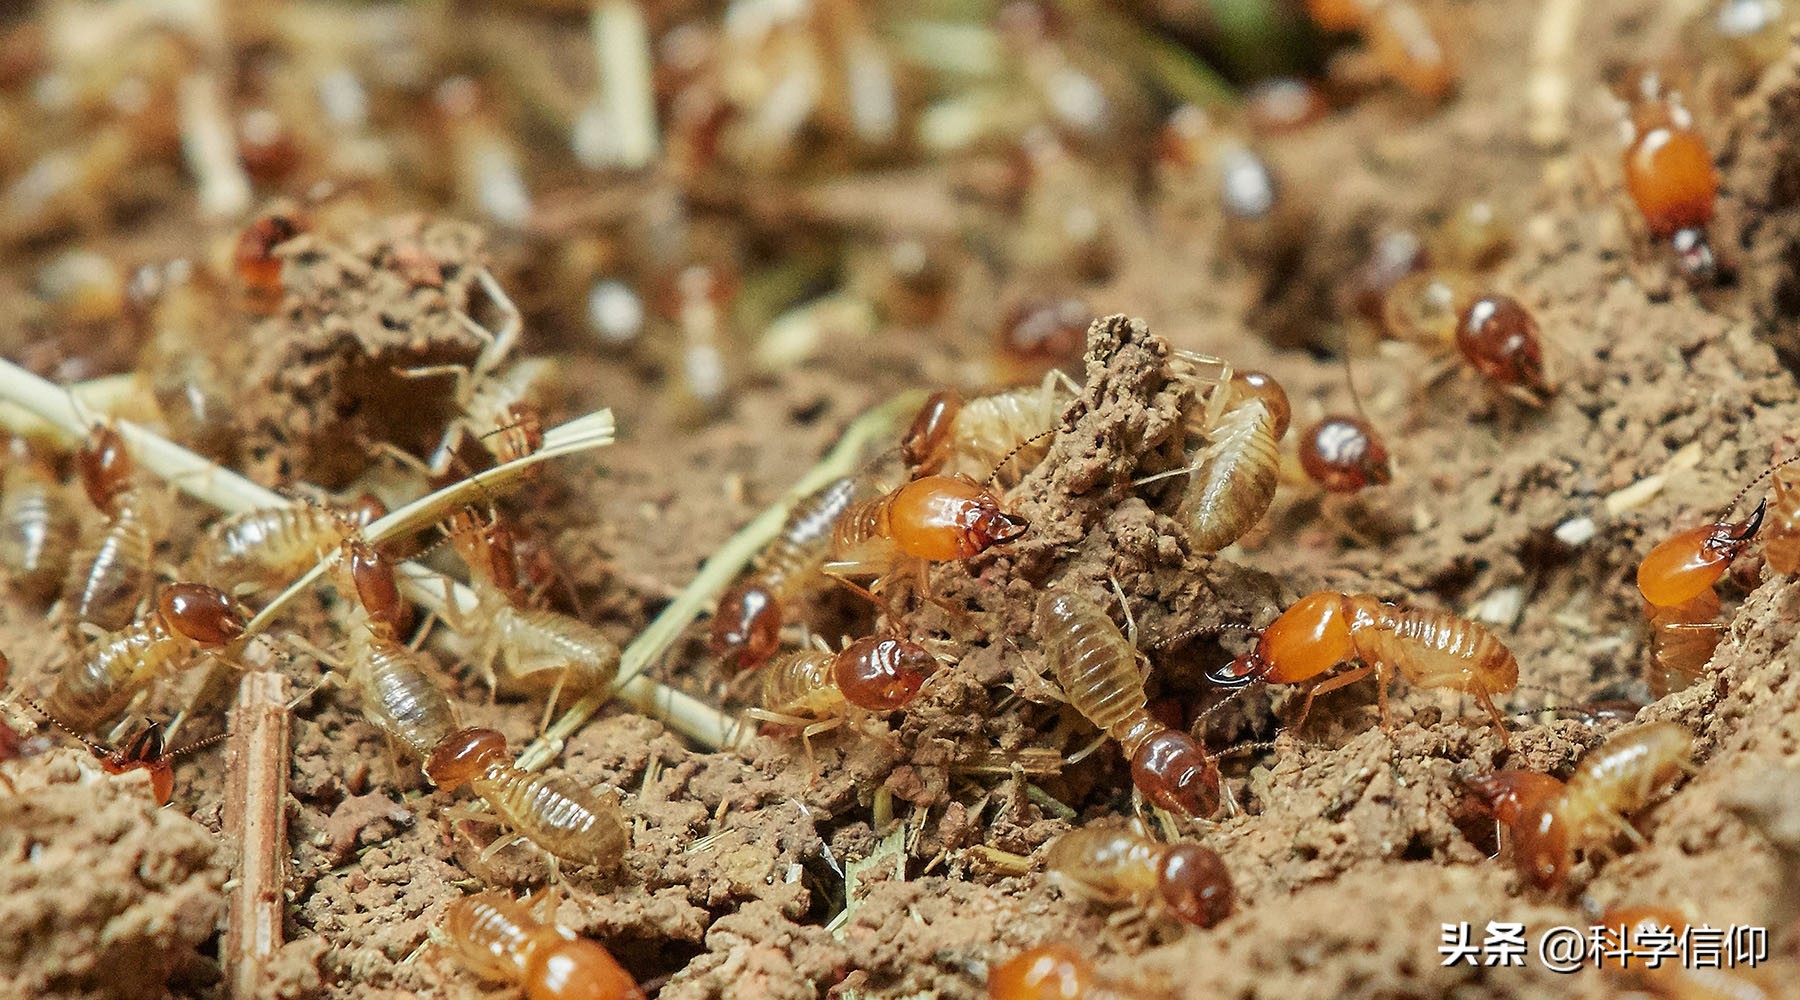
516 390 924 770
178 72 252 220
1527 0 1582 151
222 669 289 999
590 1 659 170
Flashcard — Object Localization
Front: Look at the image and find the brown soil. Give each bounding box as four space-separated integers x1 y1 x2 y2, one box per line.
7 2 1800 999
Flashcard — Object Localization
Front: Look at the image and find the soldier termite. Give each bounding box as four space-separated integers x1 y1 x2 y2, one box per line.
442 891 643 1000
827 474 1029 612
1134 354 1290 554
1633 459 1795 697
16 696 225 805
1206 590 1521 744
0 433 76 603
711 476 863 675
424 727 628 872
1617 72 1720 282
1045 824 1235 928
986 943 1154 1000
1034 591 1221 817
1466 722 1694 889
46 582 248 732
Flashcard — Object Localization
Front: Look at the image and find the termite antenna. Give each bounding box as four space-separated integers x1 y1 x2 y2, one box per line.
1153 622 1260 649
1193 683 1253 727
984 427 1057 491
163 730 230 759
1724 455 1800 518
13 694 109 754
1215 739 1282 759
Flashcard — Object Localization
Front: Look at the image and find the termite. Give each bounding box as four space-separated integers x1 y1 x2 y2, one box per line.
440 510 621 731
828 475 1029 603
1034 591 1221 816
0 433 76 603
231 210 307 317
1383 273 1551 399
1617 72 1719 281
1297 415 1392 493
191 494 387 593
330 538 453 760
1307 0 1455 100
64 423 164 631
711 476 862 675
47 583 247 731
1046 825 1235 928
424 727 628 871
1210 590 1520 742
1138 356 1289 553
900 373 1079 482
1466 722 1693 888
443 891 643 1000
18 697 224 806
1633 461 1787 696
987 943 1152 1000
1764 462 1800 573
753 635 938 738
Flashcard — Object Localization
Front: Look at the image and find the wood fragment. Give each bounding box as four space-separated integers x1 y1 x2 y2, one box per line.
223 669 290 1000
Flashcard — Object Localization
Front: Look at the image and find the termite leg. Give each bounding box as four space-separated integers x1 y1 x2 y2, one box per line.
1290 664 1376 732
821 567 898 620
1472 689 1512 748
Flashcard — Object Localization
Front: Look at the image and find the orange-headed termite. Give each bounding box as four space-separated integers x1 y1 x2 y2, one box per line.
711 476 861 675
1466 722 1693 889
987 943 1153 1000
425 727 628 871
1212 591 1520 742
1046 825 1235 928
47 583 247 731
1035 591 1221 816
443 891 644 1000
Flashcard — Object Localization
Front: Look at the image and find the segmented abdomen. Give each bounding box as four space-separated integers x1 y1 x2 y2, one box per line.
1035 592 1157 754
1044 827 1161 904
472 763 627 869
1646 590 1721 698
442 894 536 982
1346 595 1518 695
759 476 859 596
50 615 186 729
357 634 458 758
760 650 844 719
1183 400 1280 553
0 465 73 600
495 606 621 691
67 500 155 631
194 505 341 587
830 494 895 565
955 388 1057 474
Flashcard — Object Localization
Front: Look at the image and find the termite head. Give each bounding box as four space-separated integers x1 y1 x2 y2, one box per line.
1232 371 1291 439
1215 592 1353 687
103 720 175 805
900 390 962 474
348 493 388 528
710 582 783 675
1635 499 1765 608
77 423 132 513
986 944 1100 1000
1455 294 1550 398
232 210 307 315
444 508 520 596
890 476 1029 560
423 727 509 789
1156 843 1235 928
1299 416 1392 493
1129 730 1221 817
834 635 938 711
159 583 246 646
339 539 409 635
1465 769 1571 888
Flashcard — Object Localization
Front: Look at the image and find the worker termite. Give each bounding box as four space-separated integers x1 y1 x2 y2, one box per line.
1465 722 1694 888
1382 274 1552 399
1763 461 1800 573
828 474 1029 608
994 297 1092 382
231 209 307 317
424 727 628 872
1034 591 1221 816
1137 356 1289 553
1046 824 1235 928
986 943 1153 1000
753 635 939 739
0 433 76 603
191 494 386 594
1307 0 1456 100
17 697 225 806
47 582 247 731
1617 74 1720 282
443 891 643 1000
325 537 453 760
1633 462 1788 696
711 476 862 675
441 509 621 731
1297 415 1392 493
899 372 1077 482
1209 590 1520 742
64 423 166 631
